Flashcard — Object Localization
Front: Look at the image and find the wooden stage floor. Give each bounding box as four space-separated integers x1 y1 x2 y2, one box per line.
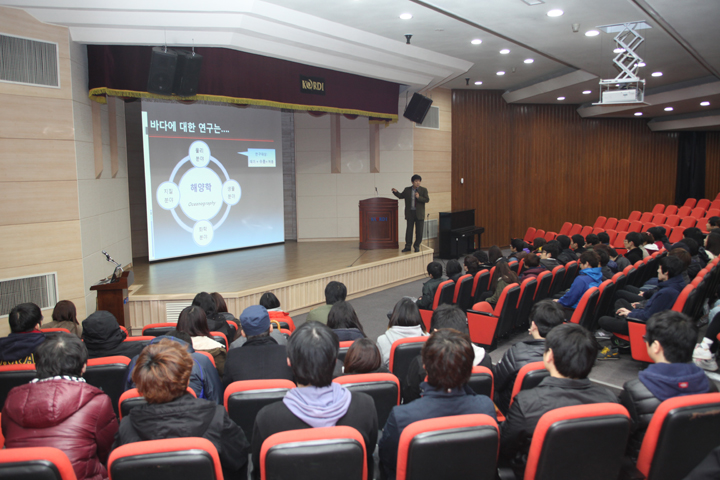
129 241 413 296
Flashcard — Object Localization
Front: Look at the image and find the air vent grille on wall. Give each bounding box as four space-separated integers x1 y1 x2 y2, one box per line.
426 218 439 240
0 273 58 316
416 106 439 130
0 33 59 87
166 302 192 323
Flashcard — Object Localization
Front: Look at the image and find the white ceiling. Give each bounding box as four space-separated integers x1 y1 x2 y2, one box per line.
3 0 719 130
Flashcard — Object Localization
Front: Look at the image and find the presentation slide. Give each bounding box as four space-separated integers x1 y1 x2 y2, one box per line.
142 100 284 261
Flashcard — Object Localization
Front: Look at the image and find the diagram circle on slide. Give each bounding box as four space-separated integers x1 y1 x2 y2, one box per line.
178 167 224 221
189 140 211 167
193 220 214 246
156 181 180 210
222 179 242 206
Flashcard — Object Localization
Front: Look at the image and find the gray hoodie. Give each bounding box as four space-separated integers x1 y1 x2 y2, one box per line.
376 325 426 367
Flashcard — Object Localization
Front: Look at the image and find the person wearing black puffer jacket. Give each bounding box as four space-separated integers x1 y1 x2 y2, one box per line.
81 311 147 359
493 300 565 414
620 311 715 459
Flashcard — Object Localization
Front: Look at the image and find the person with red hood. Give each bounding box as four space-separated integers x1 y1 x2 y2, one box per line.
2 333 118 480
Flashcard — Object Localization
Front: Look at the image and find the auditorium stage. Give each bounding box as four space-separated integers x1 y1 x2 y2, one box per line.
126 241 433 333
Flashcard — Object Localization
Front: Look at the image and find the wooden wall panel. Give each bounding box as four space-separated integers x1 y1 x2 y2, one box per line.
707 133 720 199
0 94 74 140
0 140 77 181
452 90 679 247
0 181 79 225
0 221 83 269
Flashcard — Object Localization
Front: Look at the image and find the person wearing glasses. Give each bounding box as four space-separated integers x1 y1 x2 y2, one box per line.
619 311 716 460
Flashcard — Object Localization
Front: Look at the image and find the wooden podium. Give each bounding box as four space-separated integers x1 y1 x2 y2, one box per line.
90 270 134 327
359 197 398 250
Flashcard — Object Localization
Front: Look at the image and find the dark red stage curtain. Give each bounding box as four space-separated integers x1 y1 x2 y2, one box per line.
87 45 399 121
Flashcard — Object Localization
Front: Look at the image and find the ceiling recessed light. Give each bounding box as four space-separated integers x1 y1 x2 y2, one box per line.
496 71 505 76
585 30 600 37
664 107 674 111
471 38 482 45
701 101 711 106
582 90 592 94
524 58 534 64
399 13 413 20
634 112 643 116
500 49 510 54
651 72 663 77
474 81 483 85
547 9 564 17
557 96 565 101
638 62 646 67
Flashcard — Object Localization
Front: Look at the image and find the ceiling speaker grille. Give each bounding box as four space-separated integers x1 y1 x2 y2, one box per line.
0 33 59 87
0 273 58 316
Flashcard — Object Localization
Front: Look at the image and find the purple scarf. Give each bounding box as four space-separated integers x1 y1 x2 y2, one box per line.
283 383 352 428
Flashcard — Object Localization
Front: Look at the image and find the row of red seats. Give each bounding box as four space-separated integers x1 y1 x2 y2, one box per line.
4 383 720 479
522 194 720 247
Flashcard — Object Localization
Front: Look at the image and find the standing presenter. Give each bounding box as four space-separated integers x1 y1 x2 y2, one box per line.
392 174 429 252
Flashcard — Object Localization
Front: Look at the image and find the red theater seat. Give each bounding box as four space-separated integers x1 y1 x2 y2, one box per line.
85 355 131 416
568 287 599 330
636 393 720 480
396 414 499 480
389 337 429 402
523 403 630 480
453 274 475 312
508 361 548 410
651 203 665 214
224 379 296 441
0 364 36 409
333 373 400 428
0 446 78 480
109 437 223 480
418 280 454 331
523 227 537 244
141 322 177 337
260 426 366 480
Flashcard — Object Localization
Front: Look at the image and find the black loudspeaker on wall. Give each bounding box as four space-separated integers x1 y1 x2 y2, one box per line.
403 92 433 124
147 47 203 96
173 50 203 97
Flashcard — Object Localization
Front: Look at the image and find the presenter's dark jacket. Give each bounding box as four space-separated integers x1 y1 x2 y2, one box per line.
393 186 429 220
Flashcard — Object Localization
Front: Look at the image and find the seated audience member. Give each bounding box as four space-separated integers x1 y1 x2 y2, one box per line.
0 303 45 365
327 301 366 341
707 216 720 233
620 311 715 458
380 329 496 479
519 254 545 281
624 232 644 265
539 242 561 270
377 298 427 367
223 305 293 387
649 226 672 251
43 300 82 337
446 259 463 283
598 231 610 245
509 238 528 262
415 261 445 310
571 234 586 255
555 251 602 318
192 292 236 342
115 339 248 479
478 258 518 305
641 232 658 257
597 256 686 358
343 338 389 374
694 309 720 372
82 310 146 360
681 237 703 279
593 246 614 280
259 291 294 331
306 280 347 324
556 235 577 265
608 245 629 272
705 231 720 261
252 322 378 480
494 300 565 414
403 304 492 403
488 245 505 264
684 227 707 257
2 333 118 480
212 292 240 334
125 330 222 404
472 249 493 270
532 237 546 253
464 255 481 276
500 323 618 475
176 305 227 376
585 233 600 247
